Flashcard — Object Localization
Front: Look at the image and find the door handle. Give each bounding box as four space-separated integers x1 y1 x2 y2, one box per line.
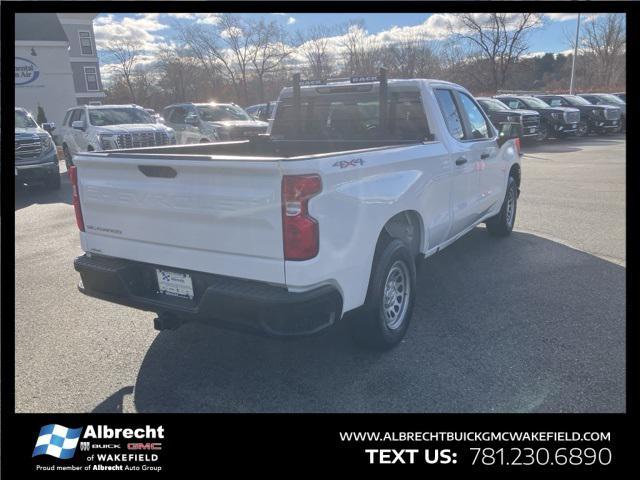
455 157 467 166
480 153 490 160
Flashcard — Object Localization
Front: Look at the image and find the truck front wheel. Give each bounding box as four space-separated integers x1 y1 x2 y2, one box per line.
349 239 416 350
486 175 517 236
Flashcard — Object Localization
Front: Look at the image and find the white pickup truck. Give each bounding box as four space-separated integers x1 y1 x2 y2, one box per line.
72 72 521 349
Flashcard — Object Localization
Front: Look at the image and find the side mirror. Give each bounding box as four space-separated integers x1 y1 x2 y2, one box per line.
185 115 199 126
71 120 85 131
497 122 521 147
42 122 56 132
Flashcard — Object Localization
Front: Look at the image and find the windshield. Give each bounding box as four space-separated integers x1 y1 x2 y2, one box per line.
89 108 152 126
563 95 592 106
197 104 251 122
521 97 551 108
15 109 38 128
597 94 625 105
479 99 509 111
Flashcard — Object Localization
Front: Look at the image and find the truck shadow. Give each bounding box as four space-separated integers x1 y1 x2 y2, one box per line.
15 172 72 211
522 134 624 155
129 228 625 413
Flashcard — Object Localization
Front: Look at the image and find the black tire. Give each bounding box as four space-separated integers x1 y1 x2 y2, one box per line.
486 175 517 236
349 239 416 350
63 144 73 170
575 120 589 138
536 121 549 142
44 170 61 190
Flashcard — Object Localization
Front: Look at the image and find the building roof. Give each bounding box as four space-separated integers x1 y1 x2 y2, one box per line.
15 13 68 42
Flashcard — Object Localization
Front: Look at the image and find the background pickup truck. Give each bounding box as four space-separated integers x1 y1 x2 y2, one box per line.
72 71 521 349
15 107 60 190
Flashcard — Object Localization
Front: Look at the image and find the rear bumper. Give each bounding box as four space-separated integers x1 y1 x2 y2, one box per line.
74 254 342 336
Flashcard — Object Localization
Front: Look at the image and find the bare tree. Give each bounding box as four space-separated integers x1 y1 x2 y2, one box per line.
581 14 626 87
448 13 544 93
103 39 144 102
249 19 292 102
339 20 382 75
296 25 336 79
175 15 253 103
384 34 440 78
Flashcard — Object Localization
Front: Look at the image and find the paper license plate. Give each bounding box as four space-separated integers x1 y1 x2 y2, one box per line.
156 269 194 299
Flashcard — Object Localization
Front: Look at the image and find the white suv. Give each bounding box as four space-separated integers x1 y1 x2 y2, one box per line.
58 104 176 168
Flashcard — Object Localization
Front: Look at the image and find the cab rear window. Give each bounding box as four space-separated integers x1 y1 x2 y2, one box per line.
271 91 430 142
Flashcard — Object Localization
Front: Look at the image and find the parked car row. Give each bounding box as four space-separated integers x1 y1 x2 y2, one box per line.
476 92 625 142
14 88 625 191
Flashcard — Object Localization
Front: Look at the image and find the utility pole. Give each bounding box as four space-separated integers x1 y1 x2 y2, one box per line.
569 13 581 94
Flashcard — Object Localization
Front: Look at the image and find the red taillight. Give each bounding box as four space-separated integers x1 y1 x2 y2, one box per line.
282 174 322 260
69 166 85 232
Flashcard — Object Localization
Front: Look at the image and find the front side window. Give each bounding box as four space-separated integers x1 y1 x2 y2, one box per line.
196 104 251 122
15 109 37 128
79 31 94 55
434 89 465 140
544 97 567 107
503 99 524 109
84 67 99 91
88 108 152 126
458 93 491 139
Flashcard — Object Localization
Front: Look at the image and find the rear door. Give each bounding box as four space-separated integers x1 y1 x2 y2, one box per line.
75 154 286 284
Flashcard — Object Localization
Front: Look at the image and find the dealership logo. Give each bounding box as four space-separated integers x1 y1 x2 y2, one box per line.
15 57 40 85
32 424 83 459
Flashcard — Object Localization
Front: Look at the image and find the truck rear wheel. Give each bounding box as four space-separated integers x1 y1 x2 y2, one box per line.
486 175 517 236
349 239 416 350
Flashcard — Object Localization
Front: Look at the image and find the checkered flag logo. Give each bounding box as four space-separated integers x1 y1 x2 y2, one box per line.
32 424 83 459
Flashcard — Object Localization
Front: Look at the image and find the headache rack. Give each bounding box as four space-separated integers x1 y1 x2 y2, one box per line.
291 67 390 137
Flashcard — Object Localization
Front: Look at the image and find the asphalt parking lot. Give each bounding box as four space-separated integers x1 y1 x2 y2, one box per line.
15 135 625 413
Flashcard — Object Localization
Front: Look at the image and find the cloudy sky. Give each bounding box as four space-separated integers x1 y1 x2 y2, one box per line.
93 12 602 81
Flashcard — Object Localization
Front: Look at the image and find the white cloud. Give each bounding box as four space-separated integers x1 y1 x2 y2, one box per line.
94 13 169 51
194 13 221 25
545 13 604 23
287 17 297 25
166 13 196 20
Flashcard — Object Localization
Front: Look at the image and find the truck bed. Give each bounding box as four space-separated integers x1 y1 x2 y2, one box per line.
102 136 420 160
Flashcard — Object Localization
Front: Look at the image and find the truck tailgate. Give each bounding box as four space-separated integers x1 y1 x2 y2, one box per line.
74 154 285 284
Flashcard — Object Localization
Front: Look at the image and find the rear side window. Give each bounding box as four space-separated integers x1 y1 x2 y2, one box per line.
69 109 83 124
458 92 492 139
434 89 464 140
63 110 72 126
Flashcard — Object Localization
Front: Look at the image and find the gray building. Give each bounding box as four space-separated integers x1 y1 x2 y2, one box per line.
57 13 105 105
15 13 105 126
